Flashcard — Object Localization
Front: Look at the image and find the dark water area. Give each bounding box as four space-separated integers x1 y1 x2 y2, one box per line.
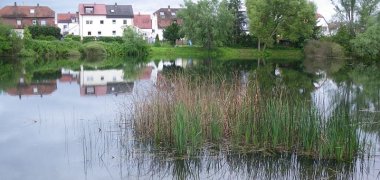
0 58 379 179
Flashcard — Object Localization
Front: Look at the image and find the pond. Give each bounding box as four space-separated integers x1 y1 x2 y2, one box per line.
0 57 379 179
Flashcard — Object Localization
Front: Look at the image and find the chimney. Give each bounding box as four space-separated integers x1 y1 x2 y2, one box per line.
37 3 39 7
168 5 171 11
115 3 117 6
14 2 17 6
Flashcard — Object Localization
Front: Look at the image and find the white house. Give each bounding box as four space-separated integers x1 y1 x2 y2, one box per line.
316 13 330 36
57 12 79 36
78 3 134 39
133 13 154 42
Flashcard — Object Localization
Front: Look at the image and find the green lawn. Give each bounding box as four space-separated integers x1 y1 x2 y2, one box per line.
149 46 303 61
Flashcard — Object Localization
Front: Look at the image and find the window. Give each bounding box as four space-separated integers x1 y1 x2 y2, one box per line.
100 20 104 24
30 9 35 14
63 25 67 29
101 76 104 81
88 31 91 36
32 20 37 25
41 20 46 26
112 31 116 35
123 20 127 24
84 7 94 14
33 87 38 94
86 20 93 24
111 9 115 13
87 76 93 81
112 20 116 24
16 20 21 26
98 31 101 36
160 12 165 18
171 12 176 17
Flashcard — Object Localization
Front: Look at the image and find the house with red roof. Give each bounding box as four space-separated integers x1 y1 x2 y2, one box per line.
57 12 79 36
316 13 330 36
0 2 55 37
152 6 182 40
78 3 134 38
133 13 153 41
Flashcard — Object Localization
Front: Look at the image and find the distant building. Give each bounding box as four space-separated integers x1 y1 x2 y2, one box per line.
57 12 79 36
316 13 330 36
152 5 182 40
0 2 55 37
78 3 134 39
133 13 153 41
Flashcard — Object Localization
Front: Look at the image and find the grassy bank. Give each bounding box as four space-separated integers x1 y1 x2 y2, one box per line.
132 73 366 161
150 46 303 60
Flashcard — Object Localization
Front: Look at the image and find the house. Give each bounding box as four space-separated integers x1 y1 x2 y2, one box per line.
152 6 182 40
57 12 79 36
78 3 134 39
6 80 57 99
0 2 55 37
79 65 133 96
133 13 153 42
316 13 330 36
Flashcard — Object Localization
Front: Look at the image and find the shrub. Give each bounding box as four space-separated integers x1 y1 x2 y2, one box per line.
82 36 96 43
79 42 106 61
97 36 124 43
27 26 61 39
304 40 346 59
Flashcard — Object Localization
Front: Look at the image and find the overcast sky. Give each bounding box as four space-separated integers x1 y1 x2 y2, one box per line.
0 0 336 21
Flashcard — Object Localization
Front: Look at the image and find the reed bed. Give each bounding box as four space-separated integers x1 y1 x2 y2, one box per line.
132 73 363 161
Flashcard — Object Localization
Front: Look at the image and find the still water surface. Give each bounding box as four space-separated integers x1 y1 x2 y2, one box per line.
0 58 379 179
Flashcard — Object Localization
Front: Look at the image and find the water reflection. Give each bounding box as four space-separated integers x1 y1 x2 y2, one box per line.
0 57 379 179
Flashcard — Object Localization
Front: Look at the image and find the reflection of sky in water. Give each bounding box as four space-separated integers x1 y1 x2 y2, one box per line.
0 61 380 179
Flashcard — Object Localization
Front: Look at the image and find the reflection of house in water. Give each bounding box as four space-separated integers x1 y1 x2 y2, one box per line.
79 66 134 96
60 68 80 83
6 80 57 99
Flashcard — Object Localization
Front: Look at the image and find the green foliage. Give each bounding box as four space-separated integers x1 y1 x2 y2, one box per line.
246 0 316 51
163 23 184 45
0 22 23 56
179 0 234 50
332 25 354 50
350 21 380 60
65 34 81 41
27 26 61 39
304 40 346 58
79 42 107 61
227 0 248 46
122 27 149 57
97 36 124 43
82 36 96 43
26 40 81 59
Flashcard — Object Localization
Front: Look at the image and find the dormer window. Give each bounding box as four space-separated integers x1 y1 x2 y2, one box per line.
30 9 35 14
159 12 165 18
171 12 176 17
84 7 94 14
111 9 115 13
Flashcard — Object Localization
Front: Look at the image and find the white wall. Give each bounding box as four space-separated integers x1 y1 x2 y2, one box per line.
80 69 125 86
79 15 133 38
151 14 164 40
58 22 79 36
317 17 330 36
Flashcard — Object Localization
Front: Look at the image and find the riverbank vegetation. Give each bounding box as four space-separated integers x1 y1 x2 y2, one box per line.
132 71 368 161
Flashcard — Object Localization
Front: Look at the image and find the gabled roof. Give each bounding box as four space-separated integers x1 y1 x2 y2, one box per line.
154 6 183 29
78 4 106 15
0 5 55 18
57 12 78 23
106 4 134 18
134 14 152 29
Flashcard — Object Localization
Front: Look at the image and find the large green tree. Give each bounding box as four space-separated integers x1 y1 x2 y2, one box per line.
246 0 316 51
163 22 184 45
0 21 23 56
227 0 245 46
179 0 234 51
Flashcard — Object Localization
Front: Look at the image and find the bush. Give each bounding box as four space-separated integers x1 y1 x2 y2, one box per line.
304 40 346 58
82 36 96 43
0 22 23 56
64 34 81 42
79 42 106 61
25 39 81 59
27 26 61 39
122 27 150 57
97 36 124 43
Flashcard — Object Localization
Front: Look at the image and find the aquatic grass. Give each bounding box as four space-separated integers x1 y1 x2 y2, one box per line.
132 73 367 161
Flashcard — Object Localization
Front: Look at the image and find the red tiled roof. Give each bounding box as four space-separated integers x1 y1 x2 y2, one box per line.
0 5 55 18
316 13 324 19
133 14 152 29
78 4 107 15
57 12 78 23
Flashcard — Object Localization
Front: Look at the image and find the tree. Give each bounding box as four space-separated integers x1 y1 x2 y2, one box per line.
350 14 380 60
163 22 183 45
179 0 234 51
27 25 61 39
246 0 316 52
122 27 149 57
227 0 245 46
0 21 23 56
331 0 380 34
